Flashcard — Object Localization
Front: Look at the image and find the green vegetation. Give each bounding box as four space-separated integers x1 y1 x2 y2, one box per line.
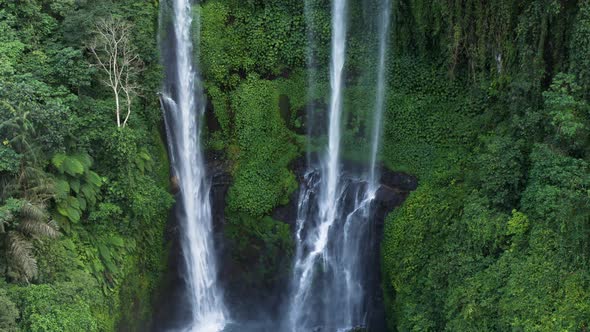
2 0 590 331
189 0 590 329
381 1 590 330
0 0 172 330
199 0 311 290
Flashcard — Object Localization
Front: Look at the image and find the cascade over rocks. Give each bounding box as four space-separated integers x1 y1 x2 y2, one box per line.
152 151 416 331
273 155 417 228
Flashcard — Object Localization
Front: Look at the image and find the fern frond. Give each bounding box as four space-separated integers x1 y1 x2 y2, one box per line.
70 179 81 193
51 153 67 171
63 157 84 176
8 231 37 281
75 153 93 172
54 179 70 200
85 171 102 187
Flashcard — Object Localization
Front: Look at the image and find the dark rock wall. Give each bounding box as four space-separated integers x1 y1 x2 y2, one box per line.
151 152 416 331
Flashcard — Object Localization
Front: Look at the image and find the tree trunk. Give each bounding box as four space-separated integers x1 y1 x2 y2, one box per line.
114 87 121 127
122 89 132 128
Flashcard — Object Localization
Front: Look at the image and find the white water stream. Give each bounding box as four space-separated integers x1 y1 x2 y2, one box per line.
368 0 392 193
160 0 227 331
286 0 392 331
286 0 349 330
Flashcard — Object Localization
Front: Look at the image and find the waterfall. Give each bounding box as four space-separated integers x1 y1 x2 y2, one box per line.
286 0 350 330
304 0 316 164
160 0 227 331
368 0 392 192
285 0 392 330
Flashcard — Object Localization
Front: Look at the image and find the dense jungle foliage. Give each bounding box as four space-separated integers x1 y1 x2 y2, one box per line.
380 1 590 331
200 1 590 330
0 0 171 330
1 0 589 331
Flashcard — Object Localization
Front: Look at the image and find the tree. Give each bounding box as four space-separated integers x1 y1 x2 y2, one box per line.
0 107 61 283
88 17 143 128
0 287 18 331
543 73 589 154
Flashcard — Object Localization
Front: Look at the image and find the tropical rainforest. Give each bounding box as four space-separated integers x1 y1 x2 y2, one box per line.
0 0 589 331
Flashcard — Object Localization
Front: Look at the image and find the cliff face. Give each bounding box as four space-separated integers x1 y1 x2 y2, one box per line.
153 1 590 330
152 150 417 330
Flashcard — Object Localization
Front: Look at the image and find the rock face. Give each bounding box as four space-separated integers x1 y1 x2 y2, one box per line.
274 156 417 227
273 156 417 331
149 151 230 332
207 151 232 233
365 168 417 331
169 176 180 194
150 153 417 331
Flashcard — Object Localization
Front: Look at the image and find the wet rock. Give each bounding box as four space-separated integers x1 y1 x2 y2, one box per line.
169 176 180 194
152 151 418 331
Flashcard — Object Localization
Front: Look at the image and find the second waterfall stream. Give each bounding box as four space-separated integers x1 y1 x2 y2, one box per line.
160 0 227 331
285 0 392 331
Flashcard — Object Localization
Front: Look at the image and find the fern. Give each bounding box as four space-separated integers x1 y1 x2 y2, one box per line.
70 179 81 193
51 153 67 169
98 244 119 274
57 196 82 223
51 153 102 223
78 196 87 211
134 148 154 174
63 157 84 176
54 179 70 200
80 184 98 206
85 171 102 187
75 153 93 172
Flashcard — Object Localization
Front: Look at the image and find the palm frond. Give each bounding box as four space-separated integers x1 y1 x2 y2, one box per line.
0 177 17 200
8 231 38 281
19 219 60 239
21 166 50 184
0 204 15 234
19 201 47 222
18 166 55 202
1 183 19 200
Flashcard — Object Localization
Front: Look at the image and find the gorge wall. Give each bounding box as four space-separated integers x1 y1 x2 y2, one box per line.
156 0 590 330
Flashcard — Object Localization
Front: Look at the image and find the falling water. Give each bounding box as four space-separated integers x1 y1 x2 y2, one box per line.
286 0 393 331
304 0 318 164
286 0 350 330
160 0 227 331
368 0 392 192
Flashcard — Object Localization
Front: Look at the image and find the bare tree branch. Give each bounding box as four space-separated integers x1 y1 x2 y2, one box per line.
87 17 143 128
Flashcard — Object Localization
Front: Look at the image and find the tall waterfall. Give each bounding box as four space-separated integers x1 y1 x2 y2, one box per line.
304 0 317 163
285 0 392 331
286 0 350 330
160 0 227 331
368 0 392 191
